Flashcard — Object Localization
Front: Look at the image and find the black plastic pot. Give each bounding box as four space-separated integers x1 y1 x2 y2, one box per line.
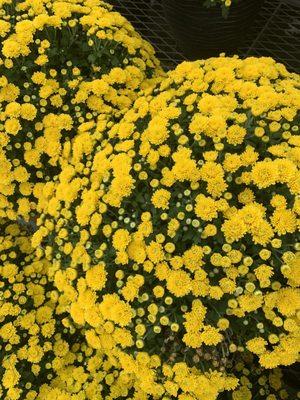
162 0 264 59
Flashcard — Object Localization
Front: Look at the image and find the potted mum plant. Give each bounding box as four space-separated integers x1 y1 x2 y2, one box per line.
162 0 264 58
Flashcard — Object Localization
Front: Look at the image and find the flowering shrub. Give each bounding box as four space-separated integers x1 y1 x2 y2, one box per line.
1 220 160 400
202 0 258 17
28 56 300 399
0 0 162 221
0 0 299 397
203 0 232 11
0 221 78 398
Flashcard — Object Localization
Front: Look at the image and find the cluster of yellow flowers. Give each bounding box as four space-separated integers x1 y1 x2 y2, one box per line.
31 56 300 399
0 0 299 399
0 0 162 220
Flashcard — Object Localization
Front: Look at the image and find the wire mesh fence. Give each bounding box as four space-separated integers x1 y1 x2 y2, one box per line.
240 0 300 72
110 0 300 73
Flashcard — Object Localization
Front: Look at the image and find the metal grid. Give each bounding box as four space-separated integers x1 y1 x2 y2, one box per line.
240 0 300 73
110 0 300 73
110 0 186 69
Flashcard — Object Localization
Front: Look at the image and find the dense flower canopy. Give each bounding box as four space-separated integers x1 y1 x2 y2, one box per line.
29 56 300 399
0 0 162 220
0 221 81 399
0 0 299 399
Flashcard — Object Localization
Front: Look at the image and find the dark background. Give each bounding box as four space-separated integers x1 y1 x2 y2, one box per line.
110 0 300 73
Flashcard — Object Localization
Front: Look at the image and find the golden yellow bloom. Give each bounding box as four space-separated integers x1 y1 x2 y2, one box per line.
151 188 171 210
166 270 192 297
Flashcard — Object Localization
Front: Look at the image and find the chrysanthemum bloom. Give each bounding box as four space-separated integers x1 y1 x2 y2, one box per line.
33 56 300 399
0 0 163 221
